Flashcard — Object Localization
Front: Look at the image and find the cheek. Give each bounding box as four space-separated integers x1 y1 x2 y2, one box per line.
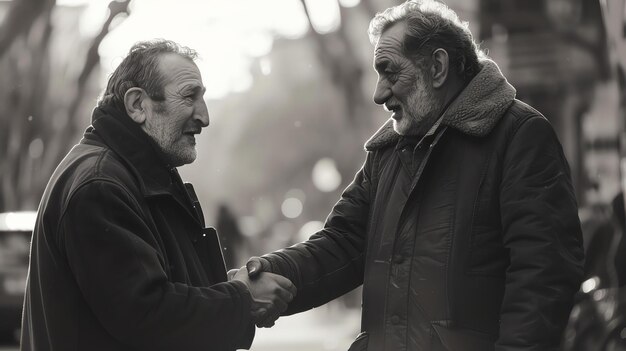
394 75 418 97
173 102 195 118
164 103 191 128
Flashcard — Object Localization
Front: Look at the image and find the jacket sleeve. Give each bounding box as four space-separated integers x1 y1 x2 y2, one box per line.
262 152 374 314
61 179 254 351
496 116 584 350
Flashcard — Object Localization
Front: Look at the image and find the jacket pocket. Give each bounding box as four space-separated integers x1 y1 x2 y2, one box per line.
431 324 495 351
347 332 369 351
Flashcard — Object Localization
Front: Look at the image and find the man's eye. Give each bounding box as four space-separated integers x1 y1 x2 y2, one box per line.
384 71 398 81
382 70 396 78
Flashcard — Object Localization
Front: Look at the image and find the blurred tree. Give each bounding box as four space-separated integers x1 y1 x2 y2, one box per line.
298 0 366 123
359 0 379 18
0 0 54 57
0 0 130 212
185 0 400 225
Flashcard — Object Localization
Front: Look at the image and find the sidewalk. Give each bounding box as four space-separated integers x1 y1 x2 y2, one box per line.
248 304 361 351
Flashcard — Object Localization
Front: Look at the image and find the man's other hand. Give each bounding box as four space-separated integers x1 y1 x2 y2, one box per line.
245 256 270 278
232 267 296 328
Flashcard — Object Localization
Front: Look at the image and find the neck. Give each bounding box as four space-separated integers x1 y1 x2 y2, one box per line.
414 82 465 138
442 75 467 108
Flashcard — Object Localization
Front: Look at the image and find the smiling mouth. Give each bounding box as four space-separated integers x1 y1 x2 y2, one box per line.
183 132 199 145
384 103 399 111
387 107 401 119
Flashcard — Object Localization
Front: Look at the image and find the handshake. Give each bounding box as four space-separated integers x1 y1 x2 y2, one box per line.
228 258 296 328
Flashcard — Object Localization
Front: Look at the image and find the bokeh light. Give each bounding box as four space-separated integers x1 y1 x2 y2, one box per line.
312 158 342 192
303 0 341 34
28 138 44 159
298 220 324 242
281 197 303 219
581 277 599 293
238 215 261 237
0 212 37 231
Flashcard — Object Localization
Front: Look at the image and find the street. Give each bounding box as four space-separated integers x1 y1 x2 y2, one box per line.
0 305 360 351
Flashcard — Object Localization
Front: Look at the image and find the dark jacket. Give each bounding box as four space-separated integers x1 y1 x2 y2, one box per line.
261 60 585 350
21 106 255 351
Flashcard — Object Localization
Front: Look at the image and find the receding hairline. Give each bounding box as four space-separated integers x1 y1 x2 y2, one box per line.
368 0 485 82
97 39 201 110
372 20 431 72
373 20 407 48
154 52 202 86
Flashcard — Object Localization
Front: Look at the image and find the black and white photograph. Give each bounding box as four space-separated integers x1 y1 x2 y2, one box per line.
0 0 625 350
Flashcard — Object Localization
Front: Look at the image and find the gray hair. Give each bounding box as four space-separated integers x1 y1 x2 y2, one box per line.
368 0 485 82
98 39 198 112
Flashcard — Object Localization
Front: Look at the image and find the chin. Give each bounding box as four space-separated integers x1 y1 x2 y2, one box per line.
167 148 197 167
180 152 197 166
392 120 410 136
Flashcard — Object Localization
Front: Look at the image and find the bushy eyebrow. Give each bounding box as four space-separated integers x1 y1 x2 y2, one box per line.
182 84 206 96
196 86 207 95
374 59 389 73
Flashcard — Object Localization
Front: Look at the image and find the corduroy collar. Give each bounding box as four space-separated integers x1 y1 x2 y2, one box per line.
365 59 516 151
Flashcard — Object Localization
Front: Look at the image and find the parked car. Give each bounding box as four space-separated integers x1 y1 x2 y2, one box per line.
0 211 34 344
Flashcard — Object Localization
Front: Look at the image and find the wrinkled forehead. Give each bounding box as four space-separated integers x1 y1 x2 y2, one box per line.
374 21 407 63
157 53 203 87
374 22 406 56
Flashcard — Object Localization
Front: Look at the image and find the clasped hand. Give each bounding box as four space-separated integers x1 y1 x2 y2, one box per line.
230 267 296 328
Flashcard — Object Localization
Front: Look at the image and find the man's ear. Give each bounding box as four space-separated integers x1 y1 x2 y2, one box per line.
124 87 147 124
430 48 449 89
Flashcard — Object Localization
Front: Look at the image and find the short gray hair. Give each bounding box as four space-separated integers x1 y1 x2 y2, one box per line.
368 0 485 82
98 39 198 112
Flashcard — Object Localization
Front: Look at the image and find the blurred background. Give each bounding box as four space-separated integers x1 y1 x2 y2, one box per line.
0 0 625 349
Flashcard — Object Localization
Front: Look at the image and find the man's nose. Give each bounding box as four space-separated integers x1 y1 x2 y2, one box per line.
373 80 391 105
194 99 210 127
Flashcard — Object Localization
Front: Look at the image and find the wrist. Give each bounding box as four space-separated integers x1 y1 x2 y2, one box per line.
230 279 252 300
257 256 274 273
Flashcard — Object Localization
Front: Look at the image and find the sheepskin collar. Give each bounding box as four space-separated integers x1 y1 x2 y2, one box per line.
365 59 516 151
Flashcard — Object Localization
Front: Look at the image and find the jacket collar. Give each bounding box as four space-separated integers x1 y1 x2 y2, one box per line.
365 59 516 151
87 105 175 197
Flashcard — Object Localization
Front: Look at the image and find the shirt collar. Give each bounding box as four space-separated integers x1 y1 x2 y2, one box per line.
395 114 446 151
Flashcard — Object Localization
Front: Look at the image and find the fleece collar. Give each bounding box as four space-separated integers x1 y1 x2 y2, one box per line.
365 59 516 151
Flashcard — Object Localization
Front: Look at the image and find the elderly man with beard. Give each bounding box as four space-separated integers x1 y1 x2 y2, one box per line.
244 1 585 350
21 39 295 351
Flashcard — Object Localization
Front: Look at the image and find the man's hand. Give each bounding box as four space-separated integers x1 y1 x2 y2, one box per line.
232 267 296 328
226 268 238 281
245 256 269 278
